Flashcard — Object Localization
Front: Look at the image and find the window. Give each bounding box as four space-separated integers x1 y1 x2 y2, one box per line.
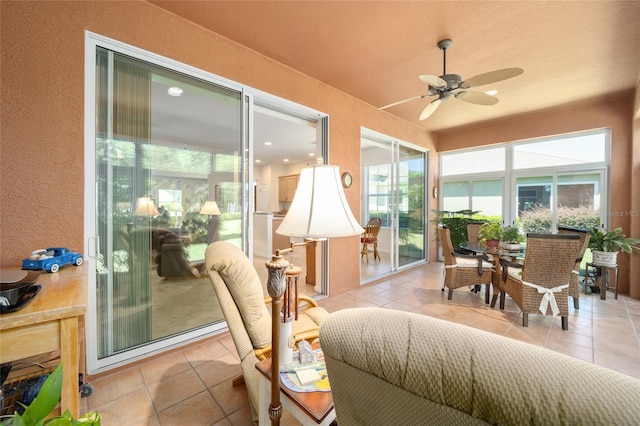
440 129 608 230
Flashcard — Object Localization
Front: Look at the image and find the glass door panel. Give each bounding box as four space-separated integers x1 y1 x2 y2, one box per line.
397 146 425 268
361 132 427 282
361 140 394 280
94 47 242 361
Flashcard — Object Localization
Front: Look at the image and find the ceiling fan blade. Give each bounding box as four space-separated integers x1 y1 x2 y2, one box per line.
461 67 524 88
455 90 499 106
380 95 426 110
419 99 441 120
419 74 447 88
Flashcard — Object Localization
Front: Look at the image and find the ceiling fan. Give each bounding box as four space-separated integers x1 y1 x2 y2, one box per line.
380 39 524 120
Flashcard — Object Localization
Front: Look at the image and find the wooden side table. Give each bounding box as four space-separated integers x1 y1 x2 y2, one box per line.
256 357 336 425
585 262 619 300
0 267 87 417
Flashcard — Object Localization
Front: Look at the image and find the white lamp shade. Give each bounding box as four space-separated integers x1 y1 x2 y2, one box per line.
200 200 221 216
133 196 160 217
277 165 364 238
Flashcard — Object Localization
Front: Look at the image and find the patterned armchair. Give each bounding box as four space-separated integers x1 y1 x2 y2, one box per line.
205 241 327 424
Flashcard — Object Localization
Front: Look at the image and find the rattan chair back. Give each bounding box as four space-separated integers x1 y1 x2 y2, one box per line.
521 233 581 285
466 221 485 245
438 225 456 266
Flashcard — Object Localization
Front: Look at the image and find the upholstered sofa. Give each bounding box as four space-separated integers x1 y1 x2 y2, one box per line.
320 308 640 425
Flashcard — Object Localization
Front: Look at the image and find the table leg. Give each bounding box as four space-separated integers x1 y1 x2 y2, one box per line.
60 316 80 418
600 268 608 300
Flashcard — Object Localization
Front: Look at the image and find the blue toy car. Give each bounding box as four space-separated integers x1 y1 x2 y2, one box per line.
22 247 83 273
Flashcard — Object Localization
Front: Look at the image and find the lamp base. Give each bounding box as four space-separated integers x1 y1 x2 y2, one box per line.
279 318 294 367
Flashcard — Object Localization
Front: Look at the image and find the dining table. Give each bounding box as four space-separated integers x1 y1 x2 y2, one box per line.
458 242 525 307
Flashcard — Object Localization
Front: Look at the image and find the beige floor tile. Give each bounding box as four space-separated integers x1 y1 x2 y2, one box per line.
139 351 191 384
194 353 243 388
93 388 156 425
147 369 207 412
158 391 225 425
86 367 146 409
210 379 250 415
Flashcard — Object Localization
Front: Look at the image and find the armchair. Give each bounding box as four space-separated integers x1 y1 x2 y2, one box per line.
204 241 328 424
438 225 494 303
498 233 581 330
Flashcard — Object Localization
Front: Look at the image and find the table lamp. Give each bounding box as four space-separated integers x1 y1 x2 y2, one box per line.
133 196 160 217
265 162 363 425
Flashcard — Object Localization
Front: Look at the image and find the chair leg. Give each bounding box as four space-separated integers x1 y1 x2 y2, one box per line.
361 242 369 263
373 242 380 262
522 313 528 327
490 294 499 308
573 297 579 310
447 289 454 300
561 316 568 330
499 290 505 310
485 285 490 304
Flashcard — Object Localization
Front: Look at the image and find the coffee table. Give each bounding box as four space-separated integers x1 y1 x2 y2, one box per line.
256 357 336 425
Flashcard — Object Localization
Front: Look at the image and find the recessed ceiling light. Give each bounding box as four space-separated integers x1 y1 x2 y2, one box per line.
168 86 183 97
308 153 315 157
283 158 289 162
486 90 498 96
264 141 272 146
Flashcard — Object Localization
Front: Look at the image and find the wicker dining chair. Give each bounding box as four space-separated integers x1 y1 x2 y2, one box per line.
361 217 382 263
557 226 591 309
498 233 581 330
466 221 484 245
438 225 494 302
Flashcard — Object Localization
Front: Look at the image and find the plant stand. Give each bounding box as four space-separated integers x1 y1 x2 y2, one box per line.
585 262 619 300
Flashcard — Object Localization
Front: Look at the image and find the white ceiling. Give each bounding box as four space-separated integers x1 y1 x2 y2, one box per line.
148 0 640 159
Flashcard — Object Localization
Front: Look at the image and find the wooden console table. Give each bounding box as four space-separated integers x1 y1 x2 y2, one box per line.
0 267 87 417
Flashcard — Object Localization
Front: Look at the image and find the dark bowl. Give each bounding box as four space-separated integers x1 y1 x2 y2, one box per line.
0 282 34 305
0 271 40 306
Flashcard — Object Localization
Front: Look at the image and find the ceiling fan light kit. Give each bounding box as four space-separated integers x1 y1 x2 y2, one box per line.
381 39 523 121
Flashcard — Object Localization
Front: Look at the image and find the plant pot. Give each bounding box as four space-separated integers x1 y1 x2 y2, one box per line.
486 239 500 250
502 242 521 251
591 250 618 267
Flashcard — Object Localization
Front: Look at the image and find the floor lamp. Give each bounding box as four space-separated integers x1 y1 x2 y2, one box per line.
265 163 363 426
200 201 221 244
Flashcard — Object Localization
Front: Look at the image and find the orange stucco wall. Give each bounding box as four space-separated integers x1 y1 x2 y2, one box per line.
436 94 640 296
631 82 640 299
0 1 437 296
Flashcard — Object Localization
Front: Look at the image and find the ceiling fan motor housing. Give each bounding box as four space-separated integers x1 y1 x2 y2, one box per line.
441 73 462 89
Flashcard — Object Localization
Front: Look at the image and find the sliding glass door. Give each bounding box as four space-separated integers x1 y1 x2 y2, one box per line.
361 130 427 282
88 40 246 371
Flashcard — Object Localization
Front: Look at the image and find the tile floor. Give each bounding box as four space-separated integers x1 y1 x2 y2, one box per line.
82 261 640 425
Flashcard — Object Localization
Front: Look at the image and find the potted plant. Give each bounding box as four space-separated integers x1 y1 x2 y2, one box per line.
0 363 100 426
502 224 524 251
588 227 640 267
477 222 503 250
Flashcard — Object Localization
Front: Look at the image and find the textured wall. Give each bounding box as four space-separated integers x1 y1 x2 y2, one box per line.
0 1 436 296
